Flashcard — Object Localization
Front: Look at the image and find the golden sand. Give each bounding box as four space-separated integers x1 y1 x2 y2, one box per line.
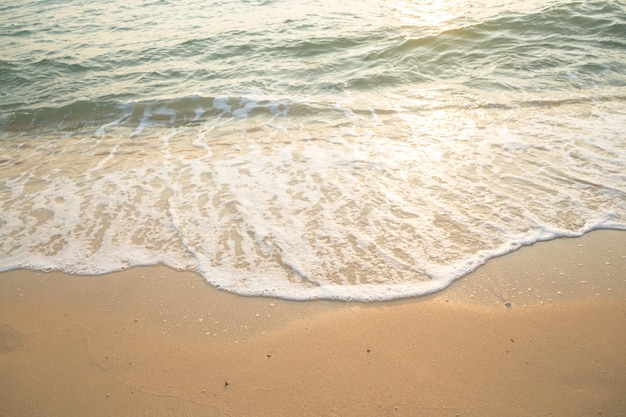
1 230 625 416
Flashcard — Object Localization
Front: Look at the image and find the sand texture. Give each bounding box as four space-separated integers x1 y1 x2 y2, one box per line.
1 230 625 417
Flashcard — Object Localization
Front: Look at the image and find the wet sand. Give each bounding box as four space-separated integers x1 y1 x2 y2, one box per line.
1 230 625 417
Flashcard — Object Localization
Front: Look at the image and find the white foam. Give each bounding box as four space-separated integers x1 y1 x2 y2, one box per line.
1 91 625 301
212 97 232 113
153 105 177 123
95 104 133 135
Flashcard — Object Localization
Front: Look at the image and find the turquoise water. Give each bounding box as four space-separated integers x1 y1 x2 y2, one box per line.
1 0 625 300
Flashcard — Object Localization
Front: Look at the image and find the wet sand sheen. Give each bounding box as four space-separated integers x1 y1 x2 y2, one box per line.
0 230 625 416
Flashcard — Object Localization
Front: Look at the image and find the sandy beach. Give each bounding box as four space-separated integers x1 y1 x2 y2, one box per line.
1 229 625 417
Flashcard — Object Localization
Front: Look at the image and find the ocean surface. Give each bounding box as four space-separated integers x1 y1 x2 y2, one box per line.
1 0 625 300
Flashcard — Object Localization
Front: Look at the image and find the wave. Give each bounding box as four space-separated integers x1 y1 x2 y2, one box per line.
2 0 624 116
0 95 290 133
4 88 626 135
2 0 626 302
365 0 625 88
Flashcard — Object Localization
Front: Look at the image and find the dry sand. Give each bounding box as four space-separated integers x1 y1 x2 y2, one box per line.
1 230 625 417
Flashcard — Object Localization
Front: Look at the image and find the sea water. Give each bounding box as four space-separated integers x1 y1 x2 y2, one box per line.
1 0 625 300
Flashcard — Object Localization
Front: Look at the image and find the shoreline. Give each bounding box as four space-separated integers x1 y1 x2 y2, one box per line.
1 230 625 416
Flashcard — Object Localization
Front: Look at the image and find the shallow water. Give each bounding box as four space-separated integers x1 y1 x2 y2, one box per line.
1 0 625 300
